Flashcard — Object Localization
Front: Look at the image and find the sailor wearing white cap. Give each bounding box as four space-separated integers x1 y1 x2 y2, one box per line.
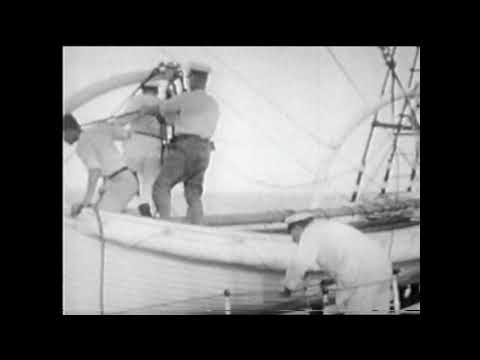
141 61 219 224
283 212 393 314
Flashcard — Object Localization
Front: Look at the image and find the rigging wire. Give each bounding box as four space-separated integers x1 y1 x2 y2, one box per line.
65 47 396 192
65 48 419 314
322 131 401 199
324 47 369 106
215 132 395 193
106 48 175 118
204 45 407 194
215 93 395 191
213 93 316 176
201 47 337 151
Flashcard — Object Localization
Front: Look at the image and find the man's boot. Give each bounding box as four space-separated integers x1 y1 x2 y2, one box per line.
138 203 152 217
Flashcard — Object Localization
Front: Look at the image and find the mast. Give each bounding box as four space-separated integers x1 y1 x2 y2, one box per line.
350 47 420 202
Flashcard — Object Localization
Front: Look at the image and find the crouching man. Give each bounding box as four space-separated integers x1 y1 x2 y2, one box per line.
140 62 219 224
63 113 139 217
283 213 393 314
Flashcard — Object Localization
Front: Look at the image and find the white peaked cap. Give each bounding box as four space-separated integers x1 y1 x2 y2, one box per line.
186 61 212 74
284 212 315 226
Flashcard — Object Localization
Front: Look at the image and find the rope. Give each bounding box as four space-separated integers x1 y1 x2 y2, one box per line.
82 110 141 128
379 48 419 129
91 188 106 315
202 47 337 151
215 144 366 192
106 61 170 118
214 94 316 176
205 47 405 196
324 47 369 106
218 121 392 195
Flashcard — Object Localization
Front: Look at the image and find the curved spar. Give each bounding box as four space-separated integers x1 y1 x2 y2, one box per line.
64 70 158 115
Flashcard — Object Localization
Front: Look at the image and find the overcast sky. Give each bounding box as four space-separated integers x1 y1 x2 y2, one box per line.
63 46 420 205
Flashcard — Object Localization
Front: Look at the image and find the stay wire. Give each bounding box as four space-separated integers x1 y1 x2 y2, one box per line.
324 47 369 106
202 47 337 151
214 93 316 176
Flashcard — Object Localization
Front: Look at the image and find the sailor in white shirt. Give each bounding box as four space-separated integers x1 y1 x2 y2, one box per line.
283 213 393 314
120 83 164 217
63 113 139 217
141 62 219 224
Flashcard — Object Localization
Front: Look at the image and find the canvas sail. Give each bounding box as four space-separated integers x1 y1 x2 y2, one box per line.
63 46 420 314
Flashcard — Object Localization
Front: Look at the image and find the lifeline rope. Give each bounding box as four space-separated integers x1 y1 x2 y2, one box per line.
82 110 141 128
92 188 106 315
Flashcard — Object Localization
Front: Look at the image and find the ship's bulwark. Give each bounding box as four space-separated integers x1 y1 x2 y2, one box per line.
63 209 419 315
64 222 286 315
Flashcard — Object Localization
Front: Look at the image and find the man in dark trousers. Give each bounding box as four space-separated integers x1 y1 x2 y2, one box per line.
141 62 219 224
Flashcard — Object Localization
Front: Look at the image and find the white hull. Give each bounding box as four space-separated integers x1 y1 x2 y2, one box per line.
63 209 419 314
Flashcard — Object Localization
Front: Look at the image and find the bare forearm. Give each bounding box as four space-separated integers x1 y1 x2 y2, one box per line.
283 261 309 291
82 169 102 205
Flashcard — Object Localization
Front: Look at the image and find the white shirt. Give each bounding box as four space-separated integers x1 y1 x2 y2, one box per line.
159 89 219 139
284 220 392 291
124 94 162 135
76 123 130 176
122 94 163 165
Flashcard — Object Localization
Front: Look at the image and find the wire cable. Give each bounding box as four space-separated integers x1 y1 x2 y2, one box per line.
324 47 369 106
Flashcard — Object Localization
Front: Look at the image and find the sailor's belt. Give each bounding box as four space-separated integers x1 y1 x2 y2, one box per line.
172 134 210 142
104 166 140 195
171 134 215 150
105 166 131 180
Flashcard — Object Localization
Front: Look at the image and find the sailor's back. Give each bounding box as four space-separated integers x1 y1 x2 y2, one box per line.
285 219 393 314
76 123 128 177
302 220 392 284
162 89 219 139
